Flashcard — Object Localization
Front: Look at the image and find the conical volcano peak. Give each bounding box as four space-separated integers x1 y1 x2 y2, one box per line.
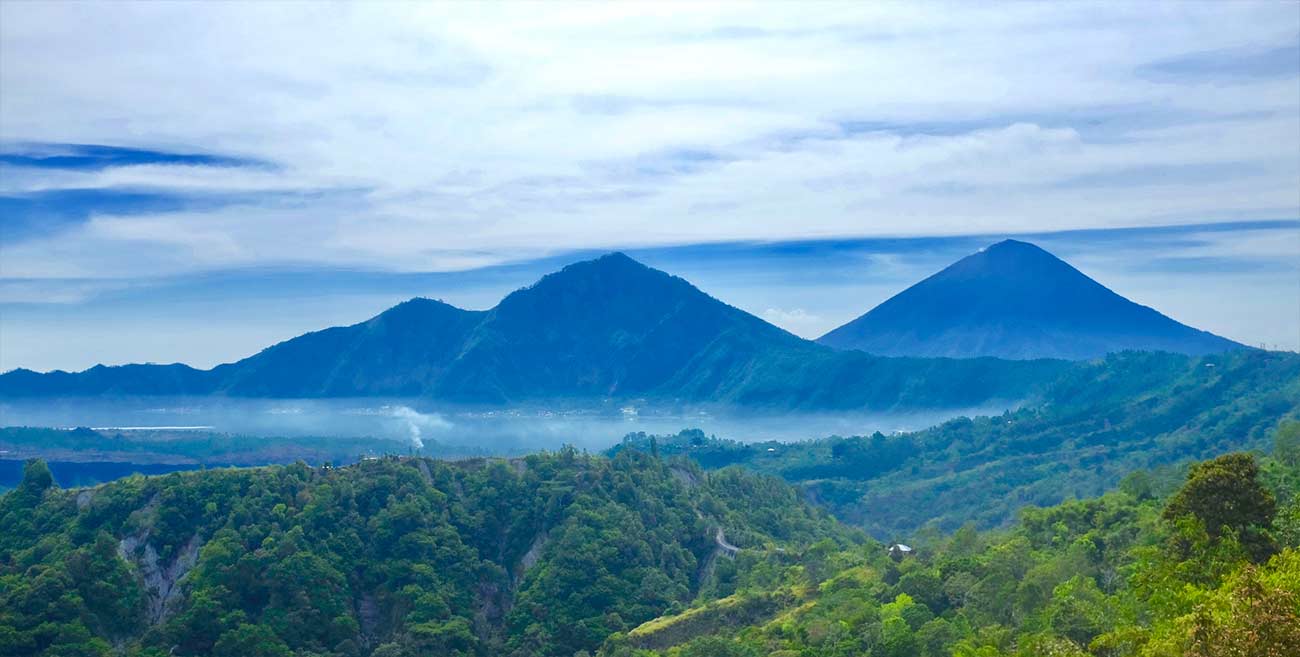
818 241 1245 360
947 239 1080 279
980 239 1059 262
986 238 1043 252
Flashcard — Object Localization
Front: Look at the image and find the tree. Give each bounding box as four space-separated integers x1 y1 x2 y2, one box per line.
916 618 960 657
1274 420 1300 468
1276 497 1300 549
211 623 291 657
369 643 410 657
1185 551 1300 657
678 636 758 657
1119 469 1155 501
898 568 947 614
1046 576 1110 647
947 523 983 557
20 459 54 495
1164 453 1277 561
880 616 919 657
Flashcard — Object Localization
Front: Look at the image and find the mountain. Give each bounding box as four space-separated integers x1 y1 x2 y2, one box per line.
818 239 1247 360
209 252 808 400
423 252 810 401
216 297 485 397
0 252 1069 408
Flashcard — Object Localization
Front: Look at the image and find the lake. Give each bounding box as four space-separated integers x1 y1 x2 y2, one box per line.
0 395 1006 454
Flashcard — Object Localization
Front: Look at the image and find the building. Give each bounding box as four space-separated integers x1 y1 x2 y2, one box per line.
888 543 914 560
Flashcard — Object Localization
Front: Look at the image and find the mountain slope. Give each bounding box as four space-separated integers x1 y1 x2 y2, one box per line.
216 297 485 397
0 450 857 657
428 252 809 402
618 349 1300 537
602 450 1300 657
0 252 1069 408
818 239 1246 359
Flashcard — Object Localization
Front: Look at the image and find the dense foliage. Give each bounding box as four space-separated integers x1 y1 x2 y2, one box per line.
0 450 854 657
618 349 1300 536
600 436 1300 657
3 424 1299 656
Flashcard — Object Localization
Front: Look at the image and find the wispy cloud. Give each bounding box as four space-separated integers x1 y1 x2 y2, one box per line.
2 220 1296 371
761 307 825 334
1138 43 1300 83
0 3 1295 275
0 142 267 171
0 2 1296 366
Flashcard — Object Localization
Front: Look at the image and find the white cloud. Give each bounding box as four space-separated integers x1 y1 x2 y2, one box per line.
0 1 1297 366
760 308 825 337
2 2 1297 279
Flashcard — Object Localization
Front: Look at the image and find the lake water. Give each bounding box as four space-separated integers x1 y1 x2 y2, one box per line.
0 459 204 489
0 396 1006 453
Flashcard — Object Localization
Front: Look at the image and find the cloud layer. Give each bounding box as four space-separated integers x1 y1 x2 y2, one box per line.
4 3 1298 270
1 2 1297 369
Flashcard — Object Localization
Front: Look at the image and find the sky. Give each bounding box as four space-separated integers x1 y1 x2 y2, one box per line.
1 2 1298 372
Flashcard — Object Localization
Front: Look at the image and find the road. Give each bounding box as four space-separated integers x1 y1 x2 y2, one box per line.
715 527 740 556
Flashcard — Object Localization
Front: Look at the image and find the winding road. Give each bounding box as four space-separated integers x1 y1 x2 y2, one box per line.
715 527 740 556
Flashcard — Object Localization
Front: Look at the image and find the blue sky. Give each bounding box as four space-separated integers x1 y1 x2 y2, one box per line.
1 3 1298 371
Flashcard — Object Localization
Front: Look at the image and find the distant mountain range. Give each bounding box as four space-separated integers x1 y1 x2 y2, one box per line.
818 239 1245 360
1 245 1247 406
214 252 815 401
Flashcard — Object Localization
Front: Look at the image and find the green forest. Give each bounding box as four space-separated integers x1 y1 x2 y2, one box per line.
4 421 1300 656
617 349 1300 537
602 430 1300 657
0 448 854 657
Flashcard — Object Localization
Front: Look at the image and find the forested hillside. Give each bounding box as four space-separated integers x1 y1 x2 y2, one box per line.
616 349 1300 536
0 450 856 657
599 431 1300 657
7 432 1297 657
4 426 1299 656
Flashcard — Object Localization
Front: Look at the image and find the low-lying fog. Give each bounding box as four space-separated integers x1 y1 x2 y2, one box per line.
1 396 1014 455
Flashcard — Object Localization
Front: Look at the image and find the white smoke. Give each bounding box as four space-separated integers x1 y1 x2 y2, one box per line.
381 405 451 450
338 404 453 450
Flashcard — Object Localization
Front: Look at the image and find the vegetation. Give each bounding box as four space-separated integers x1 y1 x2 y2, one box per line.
0 449 854 657
3 423 1299 656
598 438 1300 657
617 349 1300 536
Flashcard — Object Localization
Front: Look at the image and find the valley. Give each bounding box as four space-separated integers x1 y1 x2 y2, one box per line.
3 244 1296 656
3 434 1297 656
5 6 1298 655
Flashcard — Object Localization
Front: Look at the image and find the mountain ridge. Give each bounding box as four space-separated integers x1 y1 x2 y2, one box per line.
1 246 1237 407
